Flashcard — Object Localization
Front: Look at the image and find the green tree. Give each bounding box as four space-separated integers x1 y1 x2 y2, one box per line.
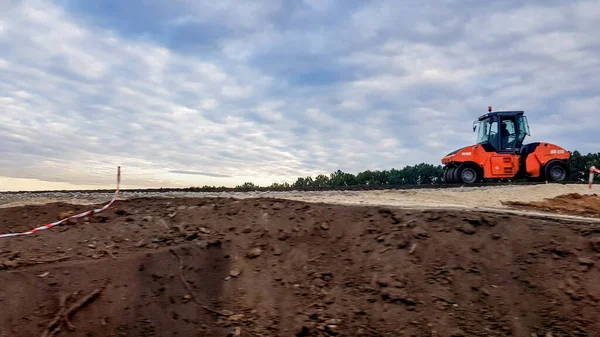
236 182 257 189
313 174 330 187
329 170 357 186
293 176 314 188
569 151 600 182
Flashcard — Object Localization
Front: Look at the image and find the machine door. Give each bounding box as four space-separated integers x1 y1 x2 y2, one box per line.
489 154 519 177
498 117 518 152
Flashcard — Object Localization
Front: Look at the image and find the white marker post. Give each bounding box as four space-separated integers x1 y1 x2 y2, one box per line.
590 166 600 189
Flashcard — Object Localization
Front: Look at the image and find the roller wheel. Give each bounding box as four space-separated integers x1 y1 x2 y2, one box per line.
453 164 482 184
544 160 568 182
443 168 452 183
444 167 456 183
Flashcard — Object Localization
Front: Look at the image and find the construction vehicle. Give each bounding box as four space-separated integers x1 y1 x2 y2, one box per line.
441 106 570 184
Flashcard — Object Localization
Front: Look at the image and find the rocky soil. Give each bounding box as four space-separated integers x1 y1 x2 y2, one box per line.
0 197 600 336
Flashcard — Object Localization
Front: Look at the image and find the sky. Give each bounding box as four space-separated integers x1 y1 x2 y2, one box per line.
0 0 599 191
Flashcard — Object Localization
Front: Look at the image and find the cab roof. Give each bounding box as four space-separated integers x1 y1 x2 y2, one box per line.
477 110 524 121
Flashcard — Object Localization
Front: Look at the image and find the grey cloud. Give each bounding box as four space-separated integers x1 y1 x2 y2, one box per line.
0 0 598 189
168 170 231 178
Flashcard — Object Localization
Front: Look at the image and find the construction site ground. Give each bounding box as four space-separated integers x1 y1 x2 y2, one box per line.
1 184 600 336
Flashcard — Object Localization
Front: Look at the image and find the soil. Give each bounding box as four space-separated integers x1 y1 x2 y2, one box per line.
1 197 600 336
504 193 600 218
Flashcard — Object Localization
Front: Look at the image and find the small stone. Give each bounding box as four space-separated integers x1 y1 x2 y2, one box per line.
320 223 330 230
59 211 74 220
376 279 390 287
142 216 153 222
220 310 234 317
273 246 283 256
492 234 501 240
325 319 341 325
456 224 476 235
589 238 600 253
278 231 291 241
272 203 284 210
450 328 465 337
313 279 326 288
1 260 18 269
87 244 96 249
228 314 244 321
177 205 188 210
199 227 211 234
381 288 416 305
242 226 253 234
246 248 263 259
376 235 385 242
185 233 199 241
411 226 428 239
229 269 242 277
405 220 417 228
387 232 409 248
578 257 595 266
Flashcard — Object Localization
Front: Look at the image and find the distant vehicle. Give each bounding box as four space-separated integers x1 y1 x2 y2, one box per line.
441 106 570 184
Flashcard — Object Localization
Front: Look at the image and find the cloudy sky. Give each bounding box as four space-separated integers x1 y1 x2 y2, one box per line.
0 0 598 190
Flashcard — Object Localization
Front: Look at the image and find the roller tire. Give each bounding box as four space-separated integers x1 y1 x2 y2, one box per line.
544 160 569 183
453 164 482 184
443 168 452 183
445 167 456 183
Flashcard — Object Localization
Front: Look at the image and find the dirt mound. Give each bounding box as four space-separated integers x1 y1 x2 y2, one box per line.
503 193 600 218
1 197 600 336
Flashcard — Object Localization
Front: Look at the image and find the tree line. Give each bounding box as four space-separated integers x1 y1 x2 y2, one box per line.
236 163 445 189
567 150 600 182
187 150 599 190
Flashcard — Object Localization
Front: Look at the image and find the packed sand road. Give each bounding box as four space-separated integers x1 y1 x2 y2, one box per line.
0 183 595 211
1 196 600 336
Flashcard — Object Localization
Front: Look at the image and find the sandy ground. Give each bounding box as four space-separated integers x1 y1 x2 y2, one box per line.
0 184 595 211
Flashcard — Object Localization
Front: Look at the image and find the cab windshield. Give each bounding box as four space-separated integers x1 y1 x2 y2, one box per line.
474 115 530 148
475 118 497 144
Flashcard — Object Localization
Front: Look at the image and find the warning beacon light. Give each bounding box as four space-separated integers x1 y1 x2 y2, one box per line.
488 105 492 112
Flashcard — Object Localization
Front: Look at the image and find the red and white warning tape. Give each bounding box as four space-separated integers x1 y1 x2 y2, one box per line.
0 167 121 239
590 166 600 189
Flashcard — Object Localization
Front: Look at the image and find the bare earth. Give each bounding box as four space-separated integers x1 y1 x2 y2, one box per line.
0 185 599 336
